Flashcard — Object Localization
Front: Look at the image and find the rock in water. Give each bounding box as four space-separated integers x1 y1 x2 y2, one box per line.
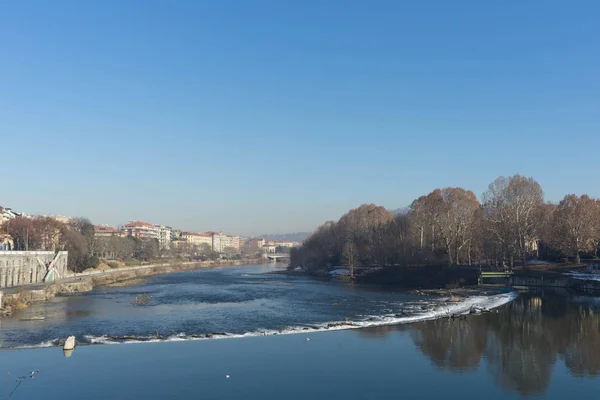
64 336 76 350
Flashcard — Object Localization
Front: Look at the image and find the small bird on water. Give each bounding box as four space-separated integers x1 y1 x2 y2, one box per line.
226 375 230 379
306 338 310 342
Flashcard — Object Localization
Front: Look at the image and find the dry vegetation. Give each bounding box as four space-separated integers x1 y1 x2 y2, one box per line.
106 278 148 287
292 174 600 276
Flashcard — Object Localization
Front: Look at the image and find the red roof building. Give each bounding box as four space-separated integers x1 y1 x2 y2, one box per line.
122 221 160 240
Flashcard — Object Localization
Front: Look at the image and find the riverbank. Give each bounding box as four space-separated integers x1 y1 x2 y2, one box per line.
285 264 480 289
0 258 268 316
288 263 600 295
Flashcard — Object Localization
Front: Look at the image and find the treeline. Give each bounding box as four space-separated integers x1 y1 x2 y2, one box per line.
291 175 600 273
0 217 161 272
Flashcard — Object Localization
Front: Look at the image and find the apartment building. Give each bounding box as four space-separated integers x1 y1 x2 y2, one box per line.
157 226 172 250
0 207 16 224
95 225 120 237
122 221 160 240
208 232 224 253
48 215 72 224
226 236 244 251
262 243 277 253
181 232 213 247
268 240 300 248
246 238 266 251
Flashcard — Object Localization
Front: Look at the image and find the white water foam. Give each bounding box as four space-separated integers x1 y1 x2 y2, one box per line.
25 292 517 349
566 272 600 282
14 339 59 349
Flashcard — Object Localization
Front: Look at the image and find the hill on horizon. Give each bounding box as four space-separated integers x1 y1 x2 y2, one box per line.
389 207 410 216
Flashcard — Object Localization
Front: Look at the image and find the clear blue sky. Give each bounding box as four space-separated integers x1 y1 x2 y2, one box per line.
1 1 599 236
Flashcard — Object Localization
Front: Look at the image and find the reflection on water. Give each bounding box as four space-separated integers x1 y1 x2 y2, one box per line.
2 264 599 398
360 293 600 396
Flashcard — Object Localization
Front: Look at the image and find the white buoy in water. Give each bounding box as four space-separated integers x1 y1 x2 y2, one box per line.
64 336 76 351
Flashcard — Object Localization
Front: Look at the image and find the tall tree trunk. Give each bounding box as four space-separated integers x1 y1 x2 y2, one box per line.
468 241 472 266
575 252 581 265
455 240 459 265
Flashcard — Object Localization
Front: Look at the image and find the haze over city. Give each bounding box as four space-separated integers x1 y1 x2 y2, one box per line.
2 1 599 236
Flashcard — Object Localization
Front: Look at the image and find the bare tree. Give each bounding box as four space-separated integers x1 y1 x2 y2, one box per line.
550 194 600 264
342 241 359 277
1 217 40 251
338 204 393 266
60 229 89 272
482 175 544 267
70 217 96 255
33 217 64 250
411 193 442 253
410 188 479 265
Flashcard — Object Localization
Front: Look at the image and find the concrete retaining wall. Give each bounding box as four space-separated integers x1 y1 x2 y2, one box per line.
0 251 68 288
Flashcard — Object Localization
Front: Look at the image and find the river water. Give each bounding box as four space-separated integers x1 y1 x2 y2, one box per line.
0 264 514 348
1 264 599 399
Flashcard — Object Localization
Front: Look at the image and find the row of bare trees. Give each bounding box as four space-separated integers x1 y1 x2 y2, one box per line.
291 175 600 272
0 216 161 272
1 216 98 271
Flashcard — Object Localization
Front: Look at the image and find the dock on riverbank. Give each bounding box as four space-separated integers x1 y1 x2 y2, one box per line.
478 269 600 292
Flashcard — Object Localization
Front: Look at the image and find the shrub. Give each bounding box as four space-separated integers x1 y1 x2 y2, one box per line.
107 262 120 269
3 291 28 311
83 255 101 270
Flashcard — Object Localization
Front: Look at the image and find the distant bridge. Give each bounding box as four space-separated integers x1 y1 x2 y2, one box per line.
266 253 290 262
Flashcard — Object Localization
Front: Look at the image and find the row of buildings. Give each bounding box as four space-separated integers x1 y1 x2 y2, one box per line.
1 205 301 255
95 222 176 250
245 238 300 253
177 231 245 253
95 221 301 254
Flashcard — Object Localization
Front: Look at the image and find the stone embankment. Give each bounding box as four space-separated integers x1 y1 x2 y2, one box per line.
1 280 93 317
0 258 265 317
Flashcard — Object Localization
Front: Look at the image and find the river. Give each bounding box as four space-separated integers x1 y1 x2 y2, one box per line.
1 264 599 398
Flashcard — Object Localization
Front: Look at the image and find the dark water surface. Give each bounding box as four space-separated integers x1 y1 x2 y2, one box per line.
1 264 599 399
0 264 512 348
